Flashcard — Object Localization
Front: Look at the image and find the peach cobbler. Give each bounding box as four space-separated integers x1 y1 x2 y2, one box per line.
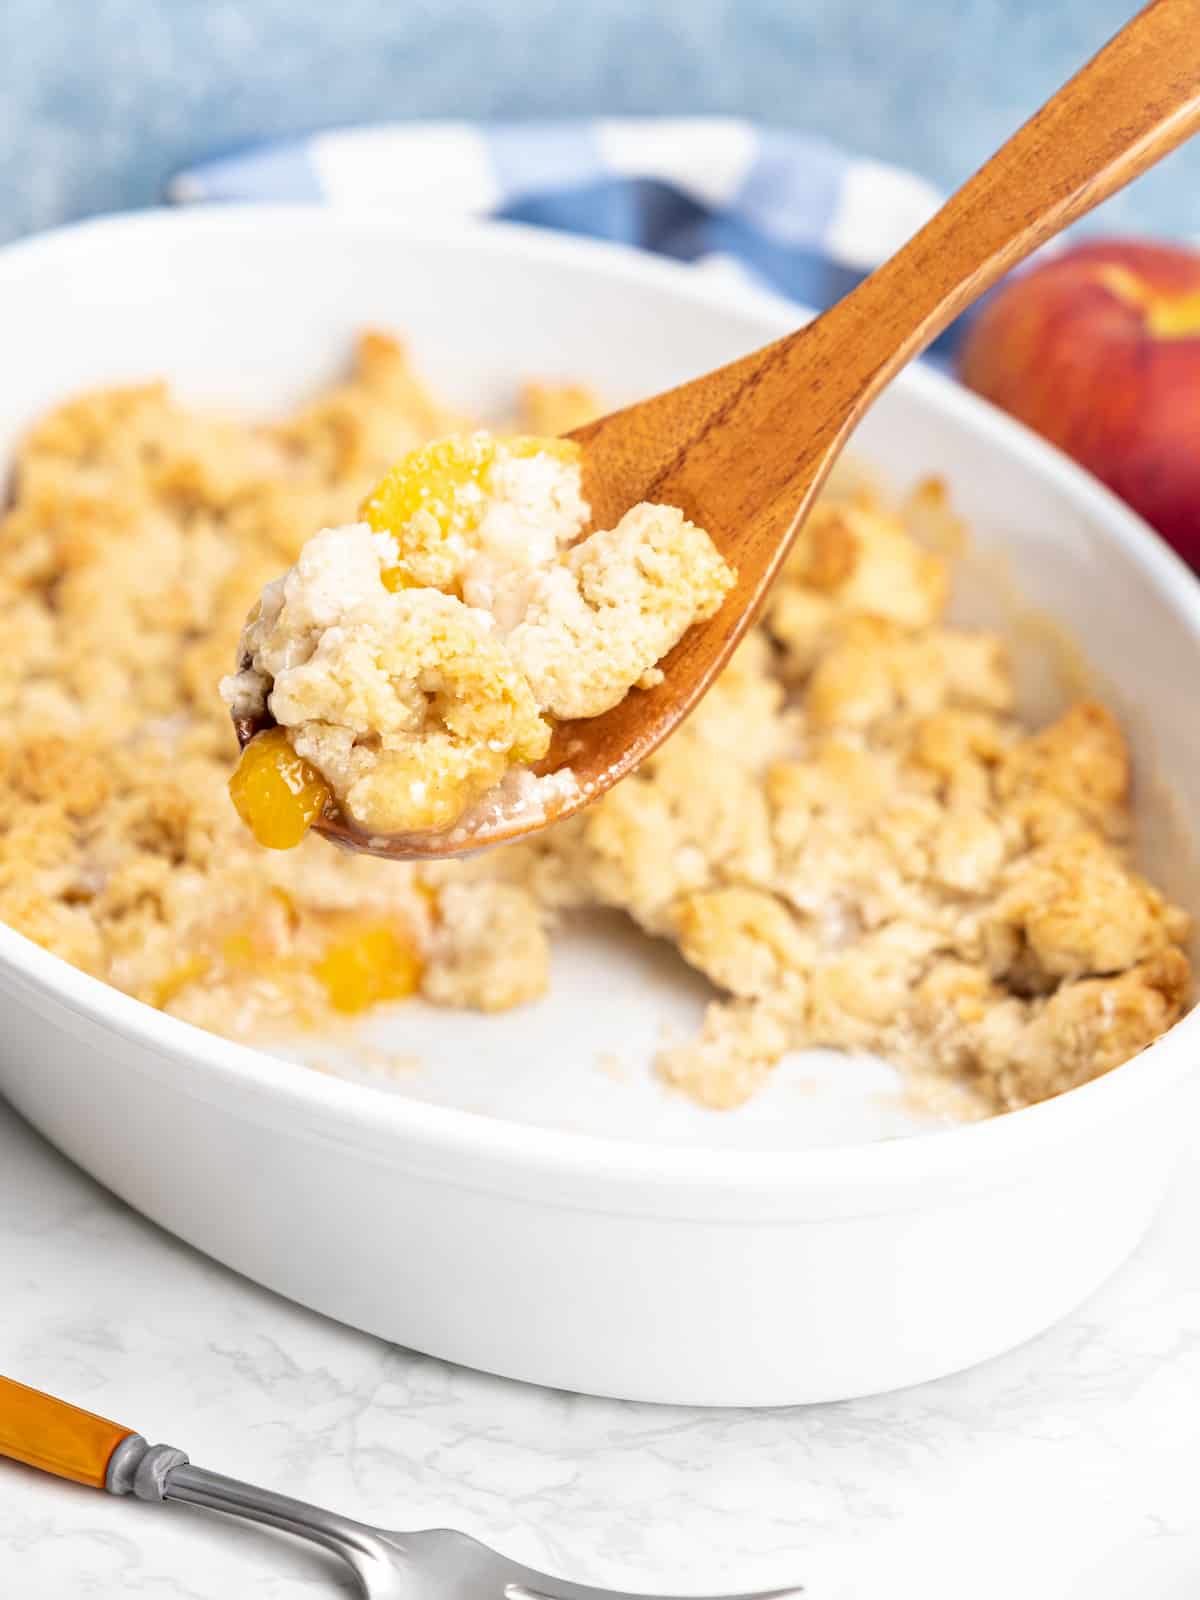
0 332 1189 1114
221 433 733 844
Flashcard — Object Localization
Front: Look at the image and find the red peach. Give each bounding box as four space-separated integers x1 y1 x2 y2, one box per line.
957 240 1200 565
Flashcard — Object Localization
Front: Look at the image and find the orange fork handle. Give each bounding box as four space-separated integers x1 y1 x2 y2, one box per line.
0 1375 134 1488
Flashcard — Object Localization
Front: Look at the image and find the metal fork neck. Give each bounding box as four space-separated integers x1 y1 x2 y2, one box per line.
163 1462 391 1576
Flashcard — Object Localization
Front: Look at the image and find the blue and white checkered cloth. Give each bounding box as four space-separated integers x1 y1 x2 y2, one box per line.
170 117 948 341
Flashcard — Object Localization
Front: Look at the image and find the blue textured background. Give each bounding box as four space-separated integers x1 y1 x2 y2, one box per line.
0 0 1196 246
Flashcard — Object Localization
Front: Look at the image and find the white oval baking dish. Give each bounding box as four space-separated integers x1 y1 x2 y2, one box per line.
0 208 1196 1407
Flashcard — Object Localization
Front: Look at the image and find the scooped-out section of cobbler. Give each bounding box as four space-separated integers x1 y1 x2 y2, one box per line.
220 433 735 846
0 330 1190 1118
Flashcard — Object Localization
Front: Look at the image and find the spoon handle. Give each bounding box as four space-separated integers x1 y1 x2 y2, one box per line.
581 0 1200 536
534 0 1200 836
825 0 1200 407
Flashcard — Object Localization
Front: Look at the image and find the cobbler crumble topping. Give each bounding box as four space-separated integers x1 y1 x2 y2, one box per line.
0 331 1189 1115
221 432 734 843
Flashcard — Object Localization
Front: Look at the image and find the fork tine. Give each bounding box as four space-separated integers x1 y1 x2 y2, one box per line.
390 1527 803 1600
503 1572 805 1600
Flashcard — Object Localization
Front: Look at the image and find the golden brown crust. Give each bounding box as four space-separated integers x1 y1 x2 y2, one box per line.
560 489 1190 1113
0 338 556 1031
0 338 1187 1118
995 700 1131 843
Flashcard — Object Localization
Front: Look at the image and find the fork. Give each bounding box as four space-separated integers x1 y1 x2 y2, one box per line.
0 1376 803 1597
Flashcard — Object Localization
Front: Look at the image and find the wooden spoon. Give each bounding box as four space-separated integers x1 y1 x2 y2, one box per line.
243 0 1200 860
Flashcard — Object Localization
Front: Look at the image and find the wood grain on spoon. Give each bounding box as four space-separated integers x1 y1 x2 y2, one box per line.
306 0 1200 860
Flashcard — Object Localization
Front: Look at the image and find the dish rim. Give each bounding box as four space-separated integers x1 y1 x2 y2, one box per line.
1 200 1197 1193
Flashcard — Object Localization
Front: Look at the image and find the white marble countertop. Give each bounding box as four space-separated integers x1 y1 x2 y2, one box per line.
3 1095 1200 1600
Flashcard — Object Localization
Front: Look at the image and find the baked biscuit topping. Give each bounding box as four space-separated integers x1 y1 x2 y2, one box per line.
222 432 734 842
0 333 1188 1116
